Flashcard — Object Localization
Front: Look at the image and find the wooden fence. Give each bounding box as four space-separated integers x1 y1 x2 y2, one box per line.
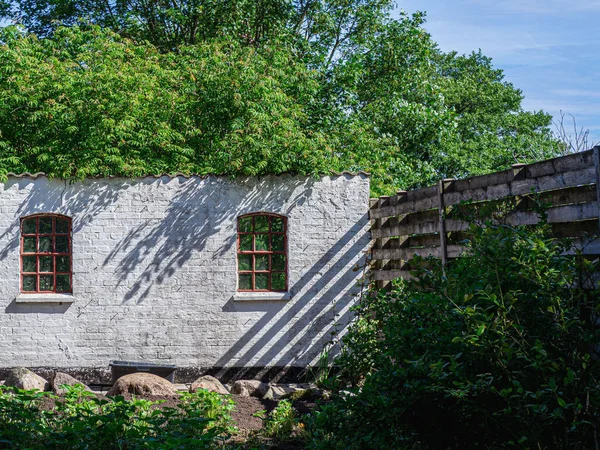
369 146 600 289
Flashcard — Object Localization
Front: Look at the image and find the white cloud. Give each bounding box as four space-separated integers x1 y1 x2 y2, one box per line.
551 89 600 99
470 0 600 14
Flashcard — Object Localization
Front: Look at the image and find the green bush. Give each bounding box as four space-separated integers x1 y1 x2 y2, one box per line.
263 400 296 439
0 385 235 449
309 217 600 449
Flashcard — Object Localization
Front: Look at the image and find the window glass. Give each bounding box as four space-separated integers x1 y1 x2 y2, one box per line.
39 218 53 234
22 219 37 234
255 234 269 251
272 254 286 271
237 214 287 292
20 215 72 293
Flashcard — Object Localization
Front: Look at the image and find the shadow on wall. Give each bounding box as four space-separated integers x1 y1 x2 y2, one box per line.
0 177 129 262
102 176 315 303
0 177 131 314
217 214 370 382
1 175 315 305
0 174 369 376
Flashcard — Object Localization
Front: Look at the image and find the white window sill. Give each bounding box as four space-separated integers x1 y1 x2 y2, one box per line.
233 292 291 302
15 293 75 304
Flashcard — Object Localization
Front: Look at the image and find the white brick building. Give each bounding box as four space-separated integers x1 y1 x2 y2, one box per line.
0 173 370 383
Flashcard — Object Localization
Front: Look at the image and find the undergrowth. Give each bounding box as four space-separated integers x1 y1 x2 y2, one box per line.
308 208 600 449
0 384 235 449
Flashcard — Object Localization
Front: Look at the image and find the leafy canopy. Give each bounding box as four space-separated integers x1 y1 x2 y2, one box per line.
0 26 335 179
0 3 562 194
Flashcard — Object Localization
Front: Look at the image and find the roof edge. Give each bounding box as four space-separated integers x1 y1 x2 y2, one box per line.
5 171 370 180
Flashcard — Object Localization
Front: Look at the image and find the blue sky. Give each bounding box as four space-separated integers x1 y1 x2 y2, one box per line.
397 0 600 147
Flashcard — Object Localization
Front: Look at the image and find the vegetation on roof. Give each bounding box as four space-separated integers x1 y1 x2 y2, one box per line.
0 1 562 195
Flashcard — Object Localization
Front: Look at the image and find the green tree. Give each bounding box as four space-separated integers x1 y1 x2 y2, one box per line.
0 5 562 194
433 50 559 180
0 25 337 179
1 0 392 55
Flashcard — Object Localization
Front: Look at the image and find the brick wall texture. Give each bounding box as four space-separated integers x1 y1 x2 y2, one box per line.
0 174 370 375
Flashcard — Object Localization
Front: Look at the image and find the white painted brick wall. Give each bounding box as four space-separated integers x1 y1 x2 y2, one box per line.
0 174 370 372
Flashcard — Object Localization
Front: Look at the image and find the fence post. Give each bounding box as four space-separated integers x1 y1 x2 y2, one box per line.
373 196 392 292
512 163 528 210
438 179 454 269
594 146 600 232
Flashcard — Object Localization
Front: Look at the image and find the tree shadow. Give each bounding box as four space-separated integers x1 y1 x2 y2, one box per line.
215 215 370 381
0 177 132 262
0 174 369 378
103 176 313 303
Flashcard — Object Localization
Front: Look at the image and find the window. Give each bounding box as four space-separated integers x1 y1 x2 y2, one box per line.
20 214 72 294
237 213 287 292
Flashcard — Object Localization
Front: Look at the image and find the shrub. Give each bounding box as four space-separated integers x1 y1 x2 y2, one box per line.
0 385 235 449
309 216 600 449
263 400 296 439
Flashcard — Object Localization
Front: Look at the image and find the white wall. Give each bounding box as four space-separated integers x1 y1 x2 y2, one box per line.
0 174 370 381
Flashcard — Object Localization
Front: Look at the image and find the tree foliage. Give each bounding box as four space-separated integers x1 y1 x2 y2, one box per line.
309 214 600 449
0 26 336 179
0 4 562 193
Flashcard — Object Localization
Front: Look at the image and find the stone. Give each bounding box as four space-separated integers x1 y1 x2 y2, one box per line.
230 380 269 397
107 373 178 396
52 372 93 396
189 375 229 395
4 367 50 391
262 383 323 400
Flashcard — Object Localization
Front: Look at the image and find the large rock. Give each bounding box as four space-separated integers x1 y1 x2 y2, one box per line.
230 380 269 397
263 383 322 400
52 372 93 396
4 367 50 391
107 373 178 396
189 375 229 395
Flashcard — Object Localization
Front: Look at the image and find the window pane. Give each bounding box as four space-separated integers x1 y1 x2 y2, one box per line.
255 234 269 251
255 216 269 232
56 218 69 234
272 254 286 271
271 234 284 251
56 275 71 293
56 255 70 273
56 236 69 253
255 255 269 271
271 217 284 232
40 275 53 291
23 237 36 253
238 217 253 232
255 273 268 290
271 273 286 290
39 217 53 234
238 254 252 271
39 256 53 273
22 218 36 234
22 256 36 273
23 275 36 291
239 234 253 251
39 237 52 252
239 274 252 290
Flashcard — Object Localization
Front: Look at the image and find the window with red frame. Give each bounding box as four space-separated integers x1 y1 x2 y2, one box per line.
237 214 287 291
20 215 72 293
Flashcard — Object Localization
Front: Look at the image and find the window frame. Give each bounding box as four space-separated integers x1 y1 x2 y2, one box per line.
237 213 288 292
20 214 73 294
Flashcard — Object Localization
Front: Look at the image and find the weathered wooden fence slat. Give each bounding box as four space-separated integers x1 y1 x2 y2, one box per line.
369 148 600 285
